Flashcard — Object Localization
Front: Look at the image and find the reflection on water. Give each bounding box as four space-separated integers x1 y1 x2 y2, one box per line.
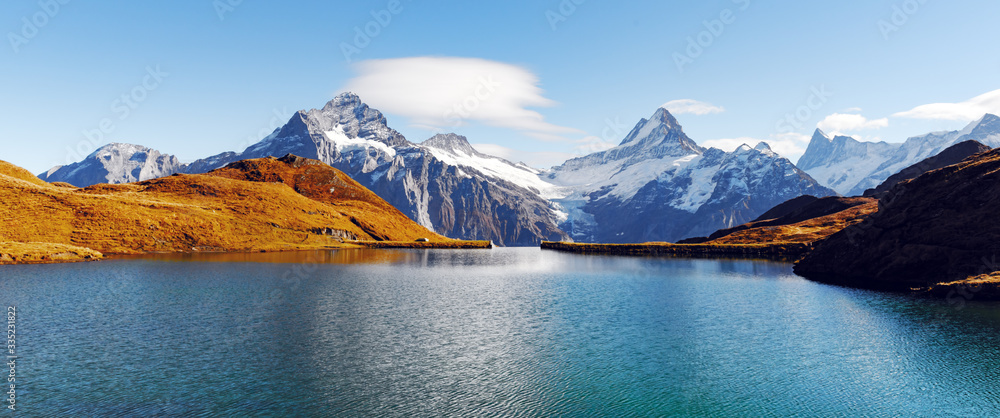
1 248 999 416
113 248 420 265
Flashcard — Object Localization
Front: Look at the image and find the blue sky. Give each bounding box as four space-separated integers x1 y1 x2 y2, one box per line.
3 0 999 174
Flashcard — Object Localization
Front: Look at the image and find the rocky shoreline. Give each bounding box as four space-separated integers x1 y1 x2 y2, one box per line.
541 241 812 262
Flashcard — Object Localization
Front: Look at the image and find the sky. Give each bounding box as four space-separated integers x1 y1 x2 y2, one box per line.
3 0 1000 174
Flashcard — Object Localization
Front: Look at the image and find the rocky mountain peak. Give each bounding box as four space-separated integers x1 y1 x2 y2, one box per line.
967 113 1000 138
422 133 479 156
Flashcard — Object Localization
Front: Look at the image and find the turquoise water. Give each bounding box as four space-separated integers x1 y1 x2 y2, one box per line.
1 248 999 416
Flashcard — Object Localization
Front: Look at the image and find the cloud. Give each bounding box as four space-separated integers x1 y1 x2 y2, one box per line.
342 57 580 138
817 113 889 133
701 132 811 162
893 88 1000 121
661 99 725 115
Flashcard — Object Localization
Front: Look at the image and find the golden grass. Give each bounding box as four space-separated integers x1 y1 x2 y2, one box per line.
0 156 459 259
352 240 494 249
0 242 103 264
707 202 879 245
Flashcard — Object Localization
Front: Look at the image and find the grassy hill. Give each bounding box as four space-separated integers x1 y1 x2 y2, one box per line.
0 155 450 259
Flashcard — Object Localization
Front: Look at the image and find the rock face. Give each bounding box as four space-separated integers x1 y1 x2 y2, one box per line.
35 95 837 246
794 148 1000 290
184 93 568 246
863 140 990 198
798 115 1000 195
797 130 898 195
39 143 184 187
547 109 835 243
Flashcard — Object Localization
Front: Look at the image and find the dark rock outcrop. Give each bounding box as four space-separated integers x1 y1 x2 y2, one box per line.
863 140 991 198
794 148 1000 291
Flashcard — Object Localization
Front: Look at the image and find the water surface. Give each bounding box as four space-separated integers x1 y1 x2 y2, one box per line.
1 248 999 416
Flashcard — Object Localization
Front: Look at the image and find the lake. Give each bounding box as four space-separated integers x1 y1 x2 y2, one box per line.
1 248 999 416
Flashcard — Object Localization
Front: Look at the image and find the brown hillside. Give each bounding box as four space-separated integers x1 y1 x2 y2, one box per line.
206 154 445 242
706 202 878 245
0 156 447 256
795 148 1000 293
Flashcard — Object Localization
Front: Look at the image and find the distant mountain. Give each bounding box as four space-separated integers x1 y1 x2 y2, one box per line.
796 130 898 195
36 95 838 245
183 93 568 246
864 140 991 198
795 147 1000 292
546 108 836 243
798 114 1000 195
39 143 183 187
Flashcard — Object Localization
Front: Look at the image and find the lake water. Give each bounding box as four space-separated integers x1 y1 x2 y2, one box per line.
1 248 999 417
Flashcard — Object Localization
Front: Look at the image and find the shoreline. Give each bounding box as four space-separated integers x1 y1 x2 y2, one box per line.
540 241 812 262
0 240 494 266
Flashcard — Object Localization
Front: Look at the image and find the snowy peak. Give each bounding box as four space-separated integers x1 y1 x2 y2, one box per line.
754 142 773 153
304 92 409 148
619 108 681 145
422 133 480 156
965 113 1000 139
618 108 701 153
38 142 183 187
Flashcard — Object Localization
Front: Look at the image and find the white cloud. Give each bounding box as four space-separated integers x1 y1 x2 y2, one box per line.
661 99 725 115
817 113 889 133
342 57 580 138
893 88 1000 121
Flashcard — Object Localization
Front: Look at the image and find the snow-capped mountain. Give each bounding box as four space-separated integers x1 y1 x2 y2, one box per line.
799 114 1000 196
37 94 836 245
182 93 569 246
796 130 898 195
547 109 836 243
39 143 184 187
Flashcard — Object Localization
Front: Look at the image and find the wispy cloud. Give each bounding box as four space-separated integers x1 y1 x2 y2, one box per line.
817 113 889 133
661 99 725 115
893 88 1000 121
342 57 581 138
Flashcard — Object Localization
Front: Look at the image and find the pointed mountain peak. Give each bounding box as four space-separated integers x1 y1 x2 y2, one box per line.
754 142 773 152
422 133 478 155
611 107 703 158
328 91 362 108
964 113 1000 137
651 107 681 127
811 128 831 142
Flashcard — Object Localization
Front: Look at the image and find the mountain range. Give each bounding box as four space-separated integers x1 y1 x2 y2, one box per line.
36 93 1000 245
798 114 1000 195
